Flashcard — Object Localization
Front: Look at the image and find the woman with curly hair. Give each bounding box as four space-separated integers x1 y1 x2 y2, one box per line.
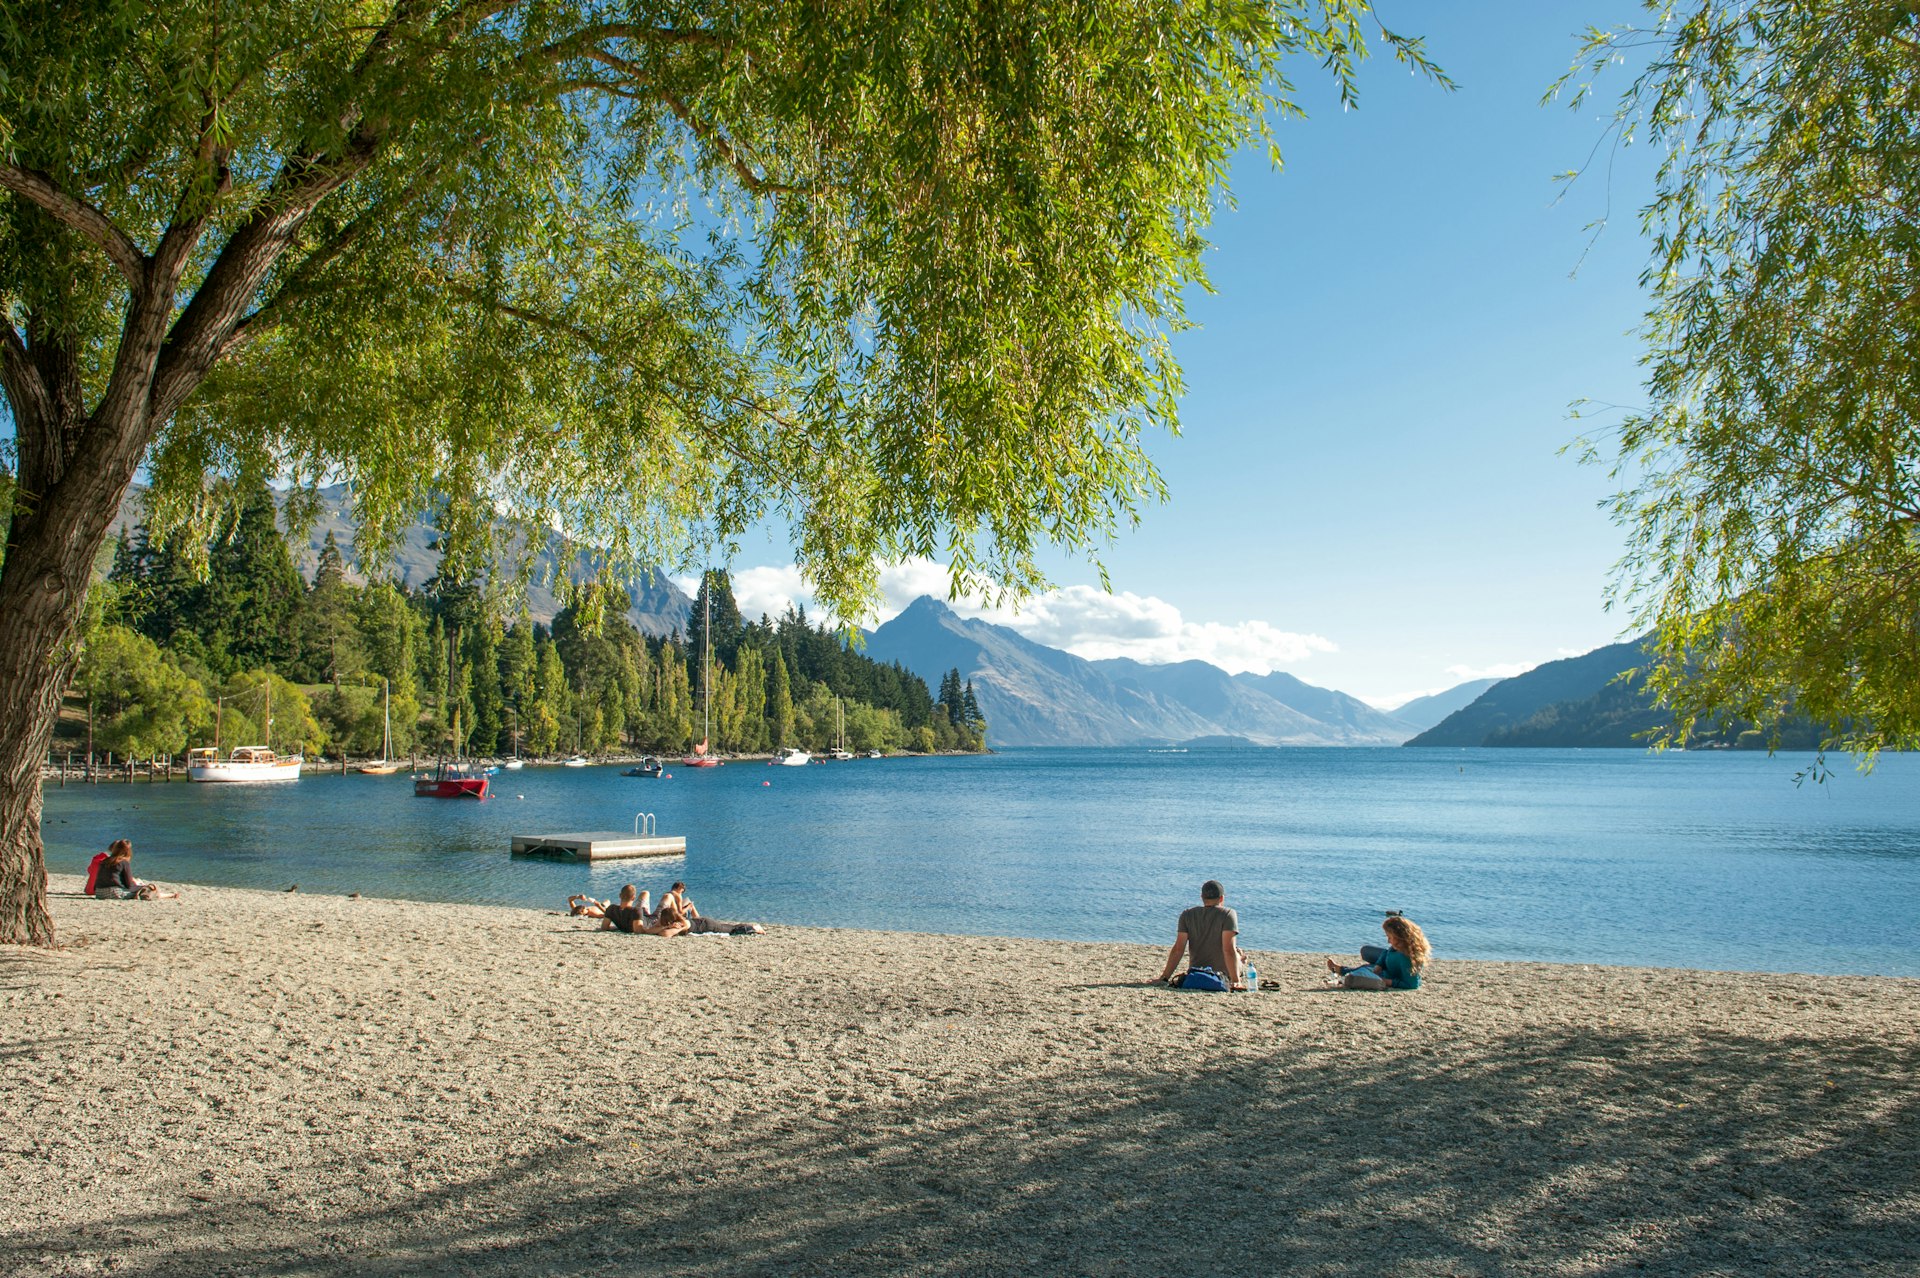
1327 913 1430 990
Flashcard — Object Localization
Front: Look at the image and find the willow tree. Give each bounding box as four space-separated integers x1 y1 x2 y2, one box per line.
1565 2 1920 758
0 1 1434 943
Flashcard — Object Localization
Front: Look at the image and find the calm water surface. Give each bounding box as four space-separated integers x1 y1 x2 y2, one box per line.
40 747 1920 975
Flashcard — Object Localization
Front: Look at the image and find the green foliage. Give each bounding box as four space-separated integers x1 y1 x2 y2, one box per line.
3 0 1437 621
1563 2 1920 760
73 625 213 757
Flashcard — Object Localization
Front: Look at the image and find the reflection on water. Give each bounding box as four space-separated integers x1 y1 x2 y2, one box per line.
40 747 1920 975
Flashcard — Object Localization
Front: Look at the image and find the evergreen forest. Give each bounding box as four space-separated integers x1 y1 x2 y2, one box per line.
68 485 987 764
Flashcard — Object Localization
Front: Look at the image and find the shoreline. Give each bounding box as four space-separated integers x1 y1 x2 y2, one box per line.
5 877 1917 1276
28 869 1917 982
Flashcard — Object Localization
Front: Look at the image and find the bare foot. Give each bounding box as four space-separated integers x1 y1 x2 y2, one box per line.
1325 957 1340 974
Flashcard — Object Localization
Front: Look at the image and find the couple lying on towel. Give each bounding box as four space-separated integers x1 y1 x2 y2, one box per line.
568 881 764 935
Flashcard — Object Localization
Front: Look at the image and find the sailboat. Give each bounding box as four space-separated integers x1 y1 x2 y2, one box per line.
682 578 720 768
503 710 525 769
188 678 304 782
828 696 854 761
357 679 403 774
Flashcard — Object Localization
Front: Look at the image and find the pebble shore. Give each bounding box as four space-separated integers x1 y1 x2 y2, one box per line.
3 877 1916 1276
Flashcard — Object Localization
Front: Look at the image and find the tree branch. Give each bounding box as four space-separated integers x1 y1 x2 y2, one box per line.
0 165 145 287
579 48 803 197
0 316 51 451
536 22 732 68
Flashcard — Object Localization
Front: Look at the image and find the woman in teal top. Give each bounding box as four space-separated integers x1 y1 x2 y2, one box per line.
1327 914 1430 990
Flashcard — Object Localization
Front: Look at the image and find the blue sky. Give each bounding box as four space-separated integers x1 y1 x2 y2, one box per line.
713 2 1666 708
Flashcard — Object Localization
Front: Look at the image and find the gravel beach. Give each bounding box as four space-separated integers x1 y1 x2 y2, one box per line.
4 877 1916 1277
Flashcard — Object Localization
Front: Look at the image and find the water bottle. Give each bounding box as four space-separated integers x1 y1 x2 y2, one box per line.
1244 963 1257 992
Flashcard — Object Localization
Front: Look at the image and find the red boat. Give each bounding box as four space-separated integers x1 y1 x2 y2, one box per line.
681 739 719 769
414 762 490 799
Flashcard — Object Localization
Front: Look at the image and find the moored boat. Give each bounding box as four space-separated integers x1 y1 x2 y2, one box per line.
187 745 303 783
622 756 664 777
776 747 811 767
414 762 490 799
356 679 401 774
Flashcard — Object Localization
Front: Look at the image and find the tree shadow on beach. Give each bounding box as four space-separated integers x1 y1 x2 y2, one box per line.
6 1020 1915 1278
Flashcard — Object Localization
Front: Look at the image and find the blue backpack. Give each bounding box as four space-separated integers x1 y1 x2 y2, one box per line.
1176 967 1230 992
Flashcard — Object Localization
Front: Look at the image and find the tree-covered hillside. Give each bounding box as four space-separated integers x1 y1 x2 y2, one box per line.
77 485 982 760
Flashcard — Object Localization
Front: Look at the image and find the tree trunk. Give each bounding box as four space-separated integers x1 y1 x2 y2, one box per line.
0 400 149 945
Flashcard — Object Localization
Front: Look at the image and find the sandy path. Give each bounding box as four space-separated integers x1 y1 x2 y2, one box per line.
2 878 1915 1276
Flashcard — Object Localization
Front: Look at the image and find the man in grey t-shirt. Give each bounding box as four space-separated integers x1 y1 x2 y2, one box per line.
1153 879 1244 990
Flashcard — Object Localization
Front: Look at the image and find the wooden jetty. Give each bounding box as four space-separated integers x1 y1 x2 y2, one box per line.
510 819 685 862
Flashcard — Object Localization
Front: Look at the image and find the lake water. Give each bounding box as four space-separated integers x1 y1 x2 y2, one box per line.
40 747 1920 976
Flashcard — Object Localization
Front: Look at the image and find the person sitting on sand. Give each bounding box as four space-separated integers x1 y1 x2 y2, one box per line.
599 885 650 934
93 841 177 901
647 884 692 937
659 882 696 921
1154 879 1244 991
1327 913 1430 990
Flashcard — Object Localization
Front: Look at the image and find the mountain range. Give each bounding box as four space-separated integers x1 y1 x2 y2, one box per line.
114 484 1678 748
1404 639 1651 747
863 597 1421 748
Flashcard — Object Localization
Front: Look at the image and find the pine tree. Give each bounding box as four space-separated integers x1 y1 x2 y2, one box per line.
205 483 305 676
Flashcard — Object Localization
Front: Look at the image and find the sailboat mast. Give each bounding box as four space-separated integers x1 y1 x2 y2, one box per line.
702 579 712 745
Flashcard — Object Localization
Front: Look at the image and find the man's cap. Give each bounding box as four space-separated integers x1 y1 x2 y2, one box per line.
1201 880 1223 901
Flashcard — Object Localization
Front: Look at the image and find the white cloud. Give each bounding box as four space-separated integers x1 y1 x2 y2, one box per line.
965 586 1335 674
1443 660 1537 682
707 555 1336 676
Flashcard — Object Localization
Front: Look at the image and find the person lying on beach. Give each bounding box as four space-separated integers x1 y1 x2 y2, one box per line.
1154 879 1244 991
1327 913 1430 990
600 886 649 934
568 894 609 918
93 840 178 901
686 916 766 935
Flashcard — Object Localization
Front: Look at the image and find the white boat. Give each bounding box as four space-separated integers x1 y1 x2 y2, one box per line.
357 679 402 773
776 747 811 767
563 756 589 768
503 759 526 771
827 749 854 761
188 745 303 782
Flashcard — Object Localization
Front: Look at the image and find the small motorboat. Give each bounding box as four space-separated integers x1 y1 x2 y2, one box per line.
622 756 664 778
503 759 526 771
562 756 589 768
414 761 490 799
775 747 811 767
